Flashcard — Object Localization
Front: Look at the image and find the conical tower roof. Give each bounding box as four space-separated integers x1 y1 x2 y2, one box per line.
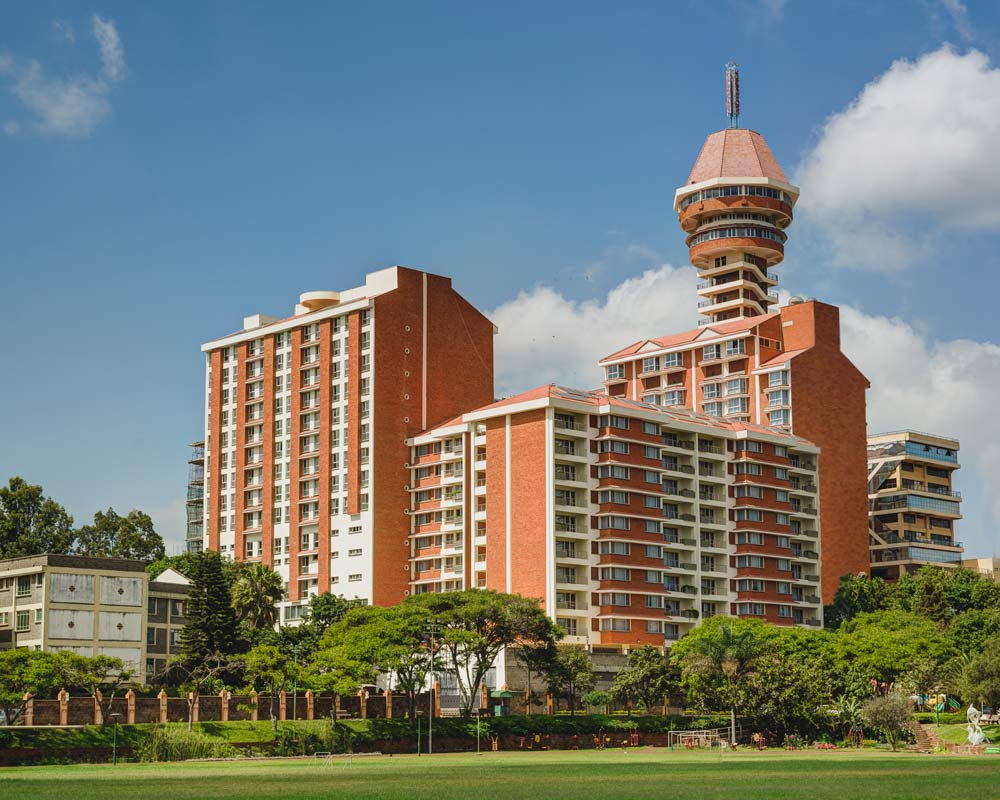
685 128 788 184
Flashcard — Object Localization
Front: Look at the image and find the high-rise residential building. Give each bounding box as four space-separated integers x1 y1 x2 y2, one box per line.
199 266 495 619
867 430 963 580
407 385 823 647
961 557 1000 584
597 67 869 603
186 440 205 553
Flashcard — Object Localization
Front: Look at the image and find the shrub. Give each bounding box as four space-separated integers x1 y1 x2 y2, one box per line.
136 726 240 762
861 694 911 752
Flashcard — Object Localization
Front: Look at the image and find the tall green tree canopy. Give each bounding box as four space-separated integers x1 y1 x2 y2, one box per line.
612 644 679 712
0 477 75 558
832 610 956 684
75 507 165 561
174 551 244 671
231 563 284 630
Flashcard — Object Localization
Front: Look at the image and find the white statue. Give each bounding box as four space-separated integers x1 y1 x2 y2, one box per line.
967 705 986 746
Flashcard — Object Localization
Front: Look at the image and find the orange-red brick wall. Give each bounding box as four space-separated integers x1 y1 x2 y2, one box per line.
371 268 495 606
261 337 275 566
346 311 362 516
485 418 508 594
507 410 548 607
317 320 332 595
233 342 248 561
781 303 870 602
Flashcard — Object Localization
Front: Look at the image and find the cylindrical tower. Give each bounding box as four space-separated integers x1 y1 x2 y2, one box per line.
674 66 800 325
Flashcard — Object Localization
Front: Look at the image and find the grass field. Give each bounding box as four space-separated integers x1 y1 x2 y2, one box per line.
2 749 997 800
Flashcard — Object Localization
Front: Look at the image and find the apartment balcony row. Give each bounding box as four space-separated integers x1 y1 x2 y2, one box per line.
874 480 961 499
871 495 962 517
875 532 963 550
871 546 964 565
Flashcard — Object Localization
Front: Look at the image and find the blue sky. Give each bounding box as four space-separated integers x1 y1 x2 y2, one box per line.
1 1 998 559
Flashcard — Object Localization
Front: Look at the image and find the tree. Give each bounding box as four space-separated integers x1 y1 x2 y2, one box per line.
832 610 955 685
0 650 65 725
824 573 889 628
62 653 135 730
671 617 770 743
581 689 615 714
0 477 75 558
542 646 595 715
232 563 284 630
169 654 235 730
738 651 834 736
310 603 431 719
173 551 244 678
948 609 1000 656
75 508 165 561
612 645 679 713
278 592 362 663
954 639 1000 710
414 589 561 717
860 693 911 751
514 640 559 715
244 644 300 732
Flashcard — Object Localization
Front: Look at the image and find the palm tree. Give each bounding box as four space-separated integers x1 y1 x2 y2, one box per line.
231 563 284 629
681 619 764 744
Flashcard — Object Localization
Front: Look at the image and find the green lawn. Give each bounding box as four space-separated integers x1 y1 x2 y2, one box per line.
932 723 999 745
1 749 997 800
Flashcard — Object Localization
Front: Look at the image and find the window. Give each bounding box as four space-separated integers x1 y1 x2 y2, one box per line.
775 536 790 549
0 612 8 627
703 402 722 416
775 467 789 480
769 409 790 426
600 567 630 581
599 415 629 430
599 516 630 531
148 597 157 614
736 440 762 453
643 495 660 508
736 532 764 545
603 592 630 606
774 445 788 457
597 440 629 454
737 579 765 592
645 544 662 558
599 490 628 506
642 356 659 373
777 559 791 571
16 575 32 596
599 618 631 632
735 462 761 475
777 605 793 618
775 490 789 502
15 610 29 631
768 370 789 387
642 421 659 435
734 485 763 498
776 581 792 594
34 608 42 624
735 509 763 522
726 378 748 396
645 594 664 608
644 470 659 484
702 344 721 361
643 446 659 459
597 465 629 479
736 603 765 616
776 513 790 526
348 574 362 582
599 541 630 555
726 398 748 415
644 520 661 534
664 352 683 368
663 390 684 406
348 548 362 557
736 555 765 568
606 364 625 380
725 339 746 357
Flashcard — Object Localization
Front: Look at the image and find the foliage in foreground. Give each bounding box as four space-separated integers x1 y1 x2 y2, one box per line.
136 726 239 762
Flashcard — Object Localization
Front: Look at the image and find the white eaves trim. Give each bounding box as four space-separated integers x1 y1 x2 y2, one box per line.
672 175 802 211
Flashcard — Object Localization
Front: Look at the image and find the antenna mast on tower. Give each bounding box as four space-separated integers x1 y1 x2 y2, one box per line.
725 61 740 128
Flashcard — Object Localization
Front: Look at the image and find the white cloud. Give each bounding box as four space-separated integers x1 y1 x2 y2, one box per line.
92 16 124 82
52 18 75 43
488 261 699 395
1 15 125 138
3 120 18 136
795 46 1000 268
939 0 974 41
489 265 1000 557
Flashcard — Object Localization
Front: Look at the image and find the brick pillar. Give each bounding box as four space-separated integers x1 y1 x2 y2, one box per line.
334 694 341 720
546 692 554 715
433 682 441 718
93 690 103 725
220 689 229 722
252 692 261 722
279 690 287 721
157 689 168 723
480 682 489 711
58 689 69 726
189 692 199 723
22 693 33 727
126 689 136 724
358 690 367 720
525 687 531 716
385 691 392 719
305 690 315 721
